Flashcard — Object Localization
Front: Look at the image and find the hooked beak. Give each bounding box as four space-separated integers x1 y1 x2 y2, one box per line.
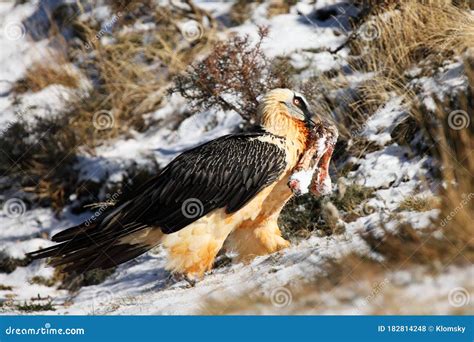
279 100 316 128
303 109 316 129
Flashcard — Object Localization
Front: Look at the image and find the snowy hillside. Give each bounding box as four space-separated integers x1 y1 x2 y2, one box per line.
0 0 472 315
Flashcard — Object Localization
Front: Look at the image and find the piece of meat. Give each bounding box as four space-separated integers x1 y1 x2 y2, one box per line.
288 120 338 197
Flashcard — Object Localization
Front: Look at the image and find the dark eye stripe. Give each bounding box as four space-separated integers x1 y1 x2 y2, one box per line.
294 96 305 109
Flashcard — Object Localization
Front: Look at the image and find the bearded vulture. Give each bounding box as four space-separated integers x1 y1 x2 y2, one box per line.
27 88 336 278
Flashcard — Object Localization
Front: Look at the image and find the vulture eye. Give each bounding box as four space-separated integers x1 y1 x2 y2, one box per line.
293 97 301 107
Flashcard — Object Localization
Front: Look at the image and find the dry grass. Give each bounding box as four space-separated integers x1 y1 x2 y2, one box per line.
305 0 474 141
73 0 217 131
398 195 438 212
0 113 82 211
277 2 474 309
279 184 374 239
15 301 55 312
29 276 56 287
352 0 474 78
1 1 217 211
362 57 473 267
12 61 79 94
228 0 263 26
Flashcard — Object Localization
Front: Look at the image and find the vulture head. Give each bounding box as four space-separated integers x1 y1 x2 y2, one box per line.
258 88 316 138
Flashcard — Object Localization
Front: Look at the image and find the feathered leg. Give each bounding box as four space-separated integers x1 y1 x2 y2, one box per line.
161 209 236 278
225 212 290 262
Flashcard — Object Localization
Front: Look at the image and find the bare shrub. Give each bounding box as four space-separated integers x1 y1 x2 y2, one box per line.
171 27 293 126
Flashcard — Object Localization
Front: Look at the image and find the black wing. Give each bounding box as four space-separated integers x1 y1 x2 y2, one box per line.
27 132 287 270
114 132 287 233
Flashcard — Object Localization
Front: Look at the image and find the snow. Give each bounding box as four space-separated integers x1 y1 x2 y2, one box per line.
349 144 430 189
410 59 469 109
289 170 313 195
0 1 88 132
88 101 242 174
231 1 350 58
0 2 49 128
361 96 406 145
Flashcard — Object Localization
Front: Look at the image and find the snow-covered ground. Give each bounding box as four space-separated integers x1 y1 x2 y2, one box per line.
0 0 472 315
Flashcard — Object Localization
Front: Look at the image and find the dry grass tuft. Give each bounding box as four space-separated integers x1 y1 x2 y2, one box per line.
351 0 474 78
267 0 297 17
12 61 79 94
398 195 438 212
228 0 263 26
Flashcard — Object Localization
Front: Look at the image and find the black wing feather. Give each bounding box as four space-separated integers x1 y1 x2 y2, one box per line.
119 132 287 233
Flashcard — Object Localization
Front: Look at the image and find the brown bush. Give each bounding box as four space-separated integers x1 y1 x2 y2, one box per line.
171 26 293 126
